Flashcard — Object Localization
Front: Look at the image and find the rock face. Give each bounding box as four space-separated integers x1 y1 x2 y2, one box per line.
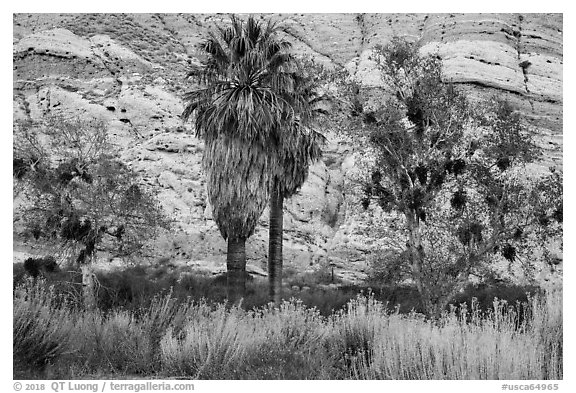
13 13 563 280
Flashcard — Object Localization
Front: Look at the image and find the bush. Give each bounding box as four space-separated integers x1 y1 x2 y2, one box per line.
14 262 548 320
13 281 74 375
21 263 362 315
450 281 542 314
160 303 248 378
23 256 59 278
69 311 154 375
286 266 341 288
13 280 562 380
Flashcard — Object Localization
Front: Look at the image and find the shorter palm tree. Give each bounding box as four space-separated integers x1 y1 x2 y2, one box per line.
267 60 330 304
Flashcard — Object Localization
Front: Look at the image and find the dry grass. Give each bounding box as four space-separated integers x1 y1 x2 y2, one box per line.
13 280 562 380
13 283 75 373
350 293 562 380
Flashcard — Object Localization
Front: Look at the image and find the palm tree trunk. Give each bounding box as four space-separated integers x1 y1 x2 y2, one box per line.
268 187 284 305
227 236 247 305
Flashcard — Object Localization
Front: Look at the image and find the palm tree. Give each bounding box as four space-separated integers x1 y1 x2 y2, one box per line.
182 15 296 303
267 61 329 304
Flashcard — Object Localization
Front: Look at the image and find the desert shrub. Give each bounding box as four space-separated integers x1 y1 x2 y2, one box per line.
76 266 361 315
296 287 356 315
368 285 424 313
259 301 326 348
96 268 162 311
328 295 390 375
13 262 27 286
233 340 340 379
359 280 543 316
159 303 248 378
14 262 550 321
69 311 154 376
60 292 193 377
228 300 342 379
13 281 75 373
458 280 541 303
351 293 562 380
23 256 59 278
102 312 151 372
14 263 85 308
138 292 193 369
450 281 542 316
527 290 563 379
519 60 532 70
13 281 561 380
287 266 341 288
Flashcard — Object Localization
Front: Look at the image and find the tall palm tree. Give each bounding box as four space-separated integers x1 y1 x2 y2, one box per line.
267 61 329 304
182 15 296 303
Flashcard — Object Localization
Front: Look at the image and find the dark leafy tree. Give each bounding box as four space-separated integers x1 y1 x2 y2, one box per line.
349 38 561 317
13 117 170 309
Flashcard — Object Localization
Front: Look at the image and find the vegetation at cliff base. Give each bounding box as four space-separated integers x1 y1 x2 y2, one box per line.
14 280 562 380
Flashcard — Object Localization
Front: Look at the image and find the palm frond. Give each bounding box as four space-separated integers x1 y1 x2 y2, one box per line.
203 135 273 240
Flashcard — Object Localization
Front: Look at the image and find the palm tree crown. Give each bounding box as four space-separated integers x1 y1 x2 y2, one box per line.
270 60 329 196
183 15 296 146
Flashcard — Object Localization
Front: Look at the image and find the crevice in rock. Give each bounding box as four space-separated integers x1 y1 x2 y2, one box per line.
510 14 534 113
416 14 427 43
14 91 32 120
88 39 123 99
44 89 51 115
519 59 531 89
154 13 188 54
282 25 344 68
14 50 76 61
355 13 368 55
324 171 331 195
515 14 530 94
352 13 368 81
451 80 529 100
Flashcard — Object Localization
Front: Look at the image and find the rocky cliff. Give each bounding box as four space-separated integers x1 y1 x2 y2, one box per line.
13 13 563 281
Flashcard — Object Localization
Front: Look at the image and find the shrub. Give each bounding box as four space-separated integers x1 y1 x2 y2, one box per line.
229 300 342 379
69 311 153 375
450 281 542 314
329 295 389 375
13 281 562 380
13 281 74 374
160 303 247 378
23 256 59 278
